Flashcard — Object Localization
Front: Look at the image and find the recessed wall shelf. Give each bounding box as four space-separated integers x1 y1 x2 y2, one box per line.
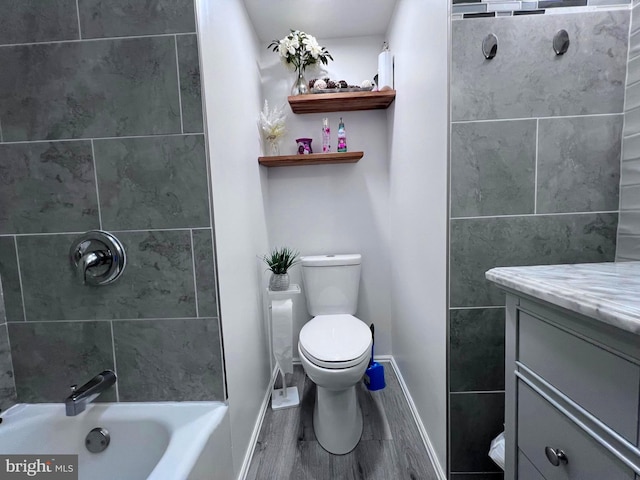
288 90 396 114
258 151 364 167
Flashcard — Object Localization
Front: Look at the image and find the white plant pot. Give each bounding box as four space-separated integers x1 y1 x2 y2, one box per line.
269 273 290 291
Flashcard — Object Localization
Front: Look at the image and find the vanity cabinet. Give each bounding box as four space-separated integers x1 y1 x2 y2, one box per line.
502 295 640 480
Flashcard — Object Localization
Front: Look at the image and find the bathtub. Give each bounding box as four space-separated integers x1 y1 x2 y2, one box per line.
0 402 233 480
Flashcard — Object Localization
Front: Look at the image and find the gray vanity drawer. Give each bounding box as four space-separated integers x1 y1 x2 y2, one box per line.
518 381 635 480
519 449 546 480
518 311 640 443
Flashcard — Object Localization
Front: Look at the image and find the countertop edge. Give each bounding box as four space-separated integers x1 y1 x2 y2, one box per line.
485 268 640 336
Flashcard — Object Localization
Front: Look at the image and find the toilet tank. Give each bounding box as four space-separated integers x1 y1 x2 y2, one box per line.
301 254 361 316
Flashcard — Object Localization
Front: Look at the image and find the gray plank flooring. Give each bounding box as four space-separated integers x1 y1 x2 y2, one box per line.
246 362 439 480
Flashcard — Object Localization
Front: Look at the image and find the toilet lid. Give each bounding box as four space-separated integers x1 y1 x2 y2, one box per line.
299 314 372 368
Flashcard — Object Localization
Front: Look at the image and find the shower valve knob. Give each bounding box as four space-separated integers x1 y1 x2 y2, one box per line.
69 231 126 286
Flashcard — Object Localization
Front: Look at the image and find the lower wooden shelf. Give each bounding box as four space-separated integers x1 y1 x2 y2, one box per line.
258 151 363 167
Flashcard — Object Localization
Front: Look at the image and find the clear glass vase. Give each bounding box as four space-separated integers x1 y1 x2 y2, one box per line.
266 136 280 156
291 70 308 96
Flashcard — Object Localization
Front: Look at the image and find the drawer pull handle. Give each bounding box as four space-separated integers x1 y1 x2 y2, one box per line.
545 446 568 466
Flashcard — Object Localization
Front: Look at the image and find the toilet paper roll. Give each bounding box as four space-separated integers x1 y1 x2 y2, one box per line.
378 50 394 89
271 299 293 376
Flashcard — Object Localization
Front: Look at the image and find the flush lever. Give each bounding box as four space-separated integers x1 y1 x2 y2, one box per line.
69 231 126 286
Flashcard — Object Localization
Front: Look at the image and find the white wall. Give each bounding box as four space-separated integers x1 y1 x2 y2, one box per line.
197 1 272 477
387 0 449 472
198 2 449 475
262 37 393 356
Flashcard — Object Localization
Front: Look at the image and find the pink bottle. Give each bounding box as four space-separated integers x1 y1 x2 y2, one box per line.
322 118 331 153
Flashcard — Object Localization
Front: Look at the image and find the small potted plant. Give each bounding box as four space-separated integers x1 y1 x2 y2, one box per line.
263 247 299 291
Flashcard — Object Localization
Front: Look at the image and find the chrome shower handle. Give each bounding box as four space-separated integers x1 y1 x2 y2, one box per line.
75 249 108 284
70 231 126 286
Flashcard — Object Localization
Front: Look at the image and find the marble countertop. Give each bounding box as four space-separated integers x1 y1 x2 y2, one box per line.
485 262 640 335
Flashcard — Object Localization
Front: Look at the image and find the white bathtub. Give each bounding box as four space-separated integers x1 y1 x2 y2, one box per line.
0 402 233 480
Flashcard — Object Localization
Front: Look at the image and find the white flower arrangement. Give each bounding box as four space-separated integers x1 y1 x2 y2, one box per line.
258 100 286 155
268 30 333 74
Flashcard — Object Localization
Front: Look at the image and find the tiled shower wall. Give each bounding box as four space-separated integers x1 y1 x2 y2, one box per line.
449 10 627 477
617 1 640 260
0 0 224 408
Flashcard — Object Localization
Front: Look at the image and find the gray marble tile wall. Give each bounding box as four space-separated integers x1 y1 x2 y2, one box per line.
449 10 627 476
617 2 640 261
0 0 224 407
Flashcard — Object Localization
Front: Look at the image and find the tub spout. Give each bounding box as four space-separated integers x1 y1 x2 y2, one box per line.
65 370 117 416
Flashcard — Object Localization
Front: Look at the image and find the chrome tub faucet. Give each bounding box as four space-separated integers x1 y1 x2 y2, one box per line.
64 370 117 416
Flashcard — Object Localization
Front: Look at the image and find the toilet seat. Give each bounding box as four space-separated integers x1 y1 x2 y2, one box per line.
299 314 372 369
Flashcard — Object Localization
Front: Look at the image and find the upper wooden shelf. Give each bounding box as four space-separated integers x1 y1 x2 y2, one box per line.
258 151 363 167
288 90 396 114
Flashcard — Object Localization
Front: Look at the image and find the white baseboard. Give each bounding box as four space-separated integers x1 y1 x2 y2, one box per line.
388 357 447 480
237 366 279 480
239 356 446 480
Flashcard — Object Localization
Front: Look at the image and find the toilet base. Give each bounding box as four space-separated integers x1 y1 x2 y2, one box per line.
313 384 363 455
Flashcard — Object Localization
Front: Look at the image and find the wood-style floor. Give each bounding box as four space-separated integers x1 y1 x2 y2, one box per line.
246 362 439 480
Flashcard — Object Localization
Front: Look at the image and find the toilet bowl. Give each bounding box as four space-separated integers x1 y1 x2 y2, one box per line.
298 253 372 455
298 314 372 455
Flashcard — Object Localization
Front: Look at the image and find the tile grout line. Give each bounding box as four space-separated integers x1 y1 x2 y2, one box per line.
451 111 623 125
623 129 640 140
448 119 453 312
75 0 83 40
91 140 103 229
534 118 539 214
174 35 185 134
450 306 505 310
450 210 619 221
190 229 200 318
7 316 213 324
0 226 210 238
0 132 203 146
0 31 199 49
450 390 505 395
13 237 28 323
452 472 507 475
624 102 640 115
626 75 640 90
0 115 4 143
109 320 120 402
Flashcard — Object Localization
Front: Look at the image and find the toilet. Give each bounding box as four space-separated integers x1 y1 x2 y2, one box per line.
298 254 373 455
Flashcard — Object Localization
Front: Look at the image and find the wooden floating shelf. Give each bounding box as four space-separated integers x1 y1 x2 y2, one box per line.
258 151 364 167
288 90 396 114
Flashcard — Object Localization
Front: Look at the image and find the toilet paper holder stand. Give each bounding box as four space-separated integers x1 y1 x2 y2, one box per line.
268 285 301 410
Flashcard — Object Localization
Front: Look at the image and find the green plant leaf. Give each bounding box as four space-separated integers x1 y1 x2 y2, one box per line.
262 246 300 274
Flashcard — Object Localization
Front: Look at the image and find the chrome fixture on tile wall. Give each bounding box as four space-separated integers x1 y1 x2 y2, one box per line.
481 30 570 59
553 29 570 55
482 33 498 59
69 231 126 286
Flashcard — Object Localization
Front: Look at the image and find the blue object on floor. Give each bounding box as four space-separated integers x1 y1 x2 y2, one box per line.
364 324 385 391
